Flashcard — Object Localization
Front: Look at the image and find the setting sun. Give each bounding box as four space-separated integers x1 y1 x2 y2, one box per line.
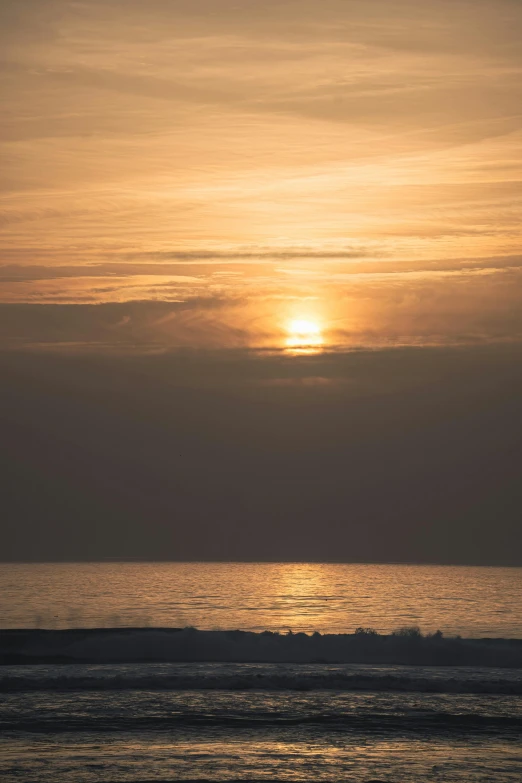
285 319 324 353
289 320 321 337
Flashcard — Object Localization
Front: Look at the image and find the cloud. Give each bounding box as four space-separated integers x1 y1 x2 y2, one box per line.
1 261 522 351
0 0 521 352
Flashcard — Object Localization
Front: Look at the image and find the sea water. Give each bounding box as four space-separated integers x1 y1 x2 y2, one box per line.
1 562 521 782
1 561 521 636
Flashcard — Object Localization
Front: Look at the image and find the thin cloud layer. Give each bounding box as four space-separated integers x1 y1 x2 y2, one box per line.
1 263 522 351
1 0 521 349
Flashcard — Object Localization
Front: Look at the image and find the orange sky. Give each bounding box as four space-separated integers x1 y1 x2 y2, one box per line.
1 0 522 351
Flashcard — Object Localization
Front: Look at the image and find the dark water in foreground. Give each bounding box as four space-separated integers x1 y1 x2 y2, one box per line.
1 660 521 782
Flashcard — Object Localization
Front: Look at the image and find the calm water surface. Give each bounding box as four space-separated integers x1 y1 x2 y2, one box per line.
1 561 521 636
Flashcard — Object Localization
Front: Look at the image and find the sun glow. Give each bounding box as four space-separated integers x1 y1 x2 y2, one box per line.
289 320 321 337
285 318 324 353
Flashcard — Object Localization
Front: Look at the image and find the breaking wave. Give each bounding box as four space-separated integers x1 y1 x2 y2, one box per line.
2 627 522 668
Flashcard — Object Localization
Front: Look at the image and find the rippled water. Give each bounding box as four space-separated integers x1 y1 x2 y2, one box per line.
1 561 521 636
1 662 522 782
2 562 521 781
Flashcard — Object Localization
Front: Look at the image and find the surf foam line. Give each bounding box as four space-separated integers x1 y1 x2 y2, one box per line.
1 628 522 668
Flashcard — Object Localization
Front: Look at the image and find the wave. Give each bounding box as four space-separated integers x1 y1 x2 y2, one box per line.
2 711 521 735
2 627 522 668
2 668 522 695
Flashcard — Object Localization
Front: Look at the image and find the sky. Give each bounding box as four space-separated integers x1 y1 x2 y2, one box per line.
1 0 522 563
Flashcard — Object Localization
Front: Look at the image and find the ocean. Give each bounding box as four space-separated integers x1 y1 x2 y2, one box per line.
1 562 521 782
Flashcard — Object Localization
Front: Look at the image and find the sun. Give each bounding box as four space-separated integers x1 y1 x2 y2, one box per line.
289 319 321 337
285 318 324 353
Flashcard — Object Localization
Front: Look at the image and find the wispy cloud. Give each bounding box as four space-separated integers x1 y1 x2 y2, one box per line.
1 0 521 350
